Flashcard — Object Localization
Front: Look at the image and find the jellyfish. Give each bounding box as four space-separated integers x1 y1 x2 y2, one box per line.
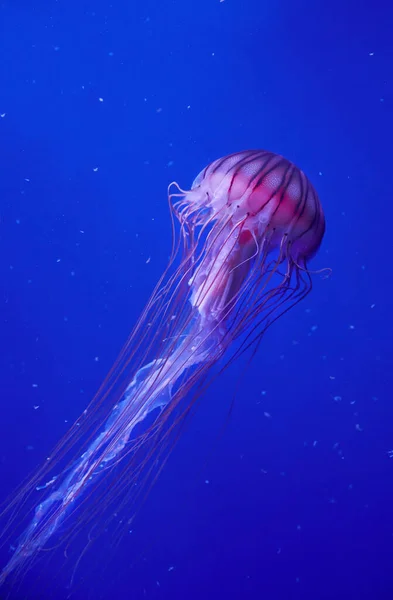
0 149 325 585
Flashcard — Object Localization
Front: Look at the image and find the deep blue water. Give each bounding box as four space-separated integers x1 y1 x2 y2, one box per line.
0 1 392 598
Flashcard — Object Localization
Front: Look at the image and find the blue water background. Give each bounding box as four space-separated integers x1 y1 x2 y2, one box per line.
0 1 392 598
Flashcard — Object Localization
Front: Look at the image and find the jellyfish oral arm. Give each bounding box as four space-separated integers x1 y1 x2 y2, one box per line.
32 224 254 548
0 314 224 584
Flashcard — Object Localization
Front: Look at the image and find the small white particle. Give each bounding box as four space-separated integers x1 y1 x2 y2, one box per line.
99 97 104 102
33 405 40 410
32 383 38 388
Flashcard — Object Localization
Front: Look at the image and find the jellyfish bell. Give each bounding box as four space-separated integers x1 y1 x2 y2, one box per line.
177 150 325 332
0 149 326 589
185 149 324 259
